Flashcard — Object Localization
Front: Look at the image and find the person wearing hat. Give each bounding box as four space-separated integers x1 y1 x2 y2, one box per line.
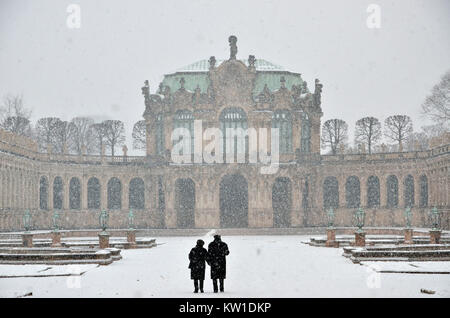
188 239 208 293
207 234 230 293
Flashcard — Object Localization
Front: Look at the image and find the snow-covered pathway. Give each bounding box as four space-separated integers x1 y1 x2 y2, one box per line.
0 235 449 297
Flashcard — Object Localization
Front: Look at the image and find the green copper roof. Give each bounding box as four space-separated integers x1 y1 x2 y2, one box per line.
175 59 285 72
161 59 304 96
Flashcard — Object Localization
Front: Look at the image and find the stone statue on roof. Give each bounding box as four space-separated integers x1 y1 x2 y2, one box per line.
229 35 237 60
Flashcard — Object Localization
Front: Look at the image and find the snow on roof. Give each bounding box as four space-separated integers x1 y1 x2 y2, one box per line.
175 59 285 73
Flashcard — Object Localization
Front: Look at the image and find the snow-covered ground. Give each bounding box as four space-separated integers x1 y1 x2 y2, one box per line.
0 235 449 298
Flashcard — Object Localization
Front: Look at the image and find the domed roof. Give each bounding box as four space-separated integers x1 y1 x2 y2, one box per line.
175 59 285 72
160 58 304 97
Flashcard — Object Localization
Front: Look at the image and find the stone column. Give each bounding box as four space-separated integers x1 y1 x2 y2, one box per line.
63 177 70 210
338 176 346 208
291 178 303 226
360 176 367 208
82 176 88 210
398 175 405 208
164 179 176 228
48 176 54 210
380 175 387 208
122 178 129 211
101 177 108 210
292 112 301 152
414 175 420 208
309 113 322 155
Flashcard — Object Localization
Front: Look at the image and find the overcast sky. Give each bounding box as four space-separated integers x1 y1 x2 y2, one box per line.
0 0 449 155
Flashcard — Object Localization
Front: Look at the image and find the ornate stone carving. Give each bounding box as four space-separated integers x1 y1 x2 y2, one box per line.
248 55 256 70
313 78 323 106
209 56 216 69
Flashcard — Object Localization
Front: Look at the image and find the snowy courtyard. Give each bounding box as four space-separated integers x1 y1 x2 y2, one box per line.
1 234 449 298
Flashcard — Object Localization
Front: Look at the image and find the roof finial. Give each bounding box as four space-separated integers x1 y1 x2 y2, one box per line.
228 35 237 60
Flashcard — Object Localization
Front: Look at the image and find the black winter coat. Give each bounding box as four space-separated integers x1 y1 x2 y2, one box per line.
207 239 229 279
188 246 208 280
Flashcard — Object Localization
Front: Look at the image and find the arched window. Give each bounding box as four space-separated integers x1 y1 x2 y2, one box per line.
419 175 428 208
107 177 122 209
387 175 398 208
69 177 81 210
220 107 248 161
173 110 194 155
323 176 339 209
345 176 360 208
272 110 292 154
156 113 165 156
87 177 101 209
39 176 48 210
53 176 64 210
300 112 310 153
129 178 145 210
404 175 414 208
367 176 380 208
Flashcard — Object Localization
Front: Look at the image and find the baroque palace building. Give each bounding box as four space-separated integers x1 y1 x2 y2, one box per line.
0 36 449 231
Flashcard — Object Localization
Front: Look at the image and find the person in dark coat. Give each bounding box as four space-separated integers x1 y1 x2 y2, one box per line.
188 239 208 293
207 234 229 293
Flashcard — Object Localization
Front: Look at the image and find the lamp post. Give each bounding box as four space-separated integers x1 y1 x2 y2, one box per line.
353 207 366 247
429 207 441 244
127 209 137 247
403 207 413 244
98 210 110 249
22 210 33 247
51 210 62 247
325 208 337 247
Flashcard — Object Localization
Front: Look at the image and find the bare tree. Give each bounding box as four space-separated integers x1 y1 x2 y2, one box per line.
103 120 125 156
321 119 348 155
69 117 95 155
384 115 413 151
421 70 450 128
35 117 62 152
53 120 76 154
132 120 146 150
405 124 446 151
88 122 107 155
0 94 32 137
354 116 382 154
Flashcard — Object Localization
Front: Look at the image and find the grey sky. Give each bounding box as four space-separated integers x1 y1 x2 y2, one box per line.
0 0 449 155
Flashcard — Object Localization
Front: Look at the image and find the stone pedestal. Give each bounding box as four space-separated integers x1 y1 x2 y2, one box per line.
51 231 62 247
354 231 366 247
325 228 337 247
127 229 136 248
98 232 110 249
429 230 441 244
22 233 33 247
404 228 413 244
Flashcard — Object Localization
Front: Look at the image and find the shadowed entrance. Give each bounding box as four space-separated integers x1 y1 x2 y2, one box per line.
175 178 195 228
220 174 248 228
272 177 292 227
